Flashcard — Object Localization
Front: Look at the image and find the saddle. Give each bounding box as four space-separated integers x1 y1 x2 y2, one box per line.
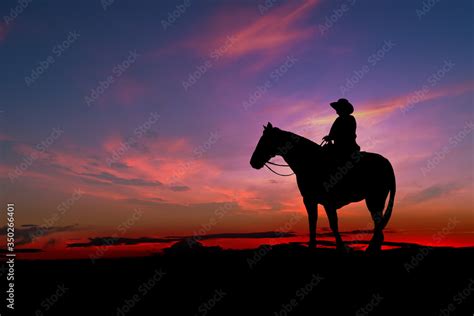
321 142 363 172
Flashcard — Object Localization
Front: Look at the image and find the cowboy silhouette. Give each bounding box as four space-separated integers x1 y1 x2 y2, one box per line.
323 98 360 157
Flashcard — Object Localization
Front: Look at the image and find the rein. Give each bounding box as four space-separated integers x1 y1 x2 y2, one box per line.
259 132 326 178
264 161 295 177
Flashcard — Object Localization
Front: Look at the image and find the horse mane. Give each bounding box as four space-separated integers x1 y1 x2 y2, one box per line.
280 129 321 153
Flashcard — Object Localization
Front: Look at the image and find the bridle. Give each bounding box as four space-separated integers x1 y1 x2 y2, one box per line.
264 161 294 177
262 140 328 177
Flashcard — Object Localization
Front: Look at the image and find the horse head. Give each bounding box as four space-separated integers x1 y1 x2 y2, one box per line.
250 122 281 169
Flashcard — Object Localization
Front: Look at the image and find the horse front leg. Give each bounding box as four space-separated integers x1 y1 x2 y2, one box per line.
324 206 349 252
303 198 318 248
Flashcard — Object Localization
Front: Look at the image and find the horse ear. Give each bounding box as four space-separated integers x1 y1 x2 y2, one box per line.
263 125 267 130
267 122 273 129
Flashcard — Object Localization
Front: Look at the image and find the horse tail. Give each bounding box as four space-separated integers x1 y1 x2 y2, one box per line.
379 161 396 230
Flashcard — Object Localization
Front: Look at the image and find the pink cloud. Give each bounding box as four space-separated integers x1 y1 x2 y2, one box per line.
113 78 147 106
158 0 320 72
291 80 474 129
11 134 226 205
223 1 317 59
0 22 9 43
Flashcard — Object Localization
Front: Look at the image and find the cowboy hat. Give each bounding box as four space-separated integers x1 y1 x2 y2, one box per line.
330 98 354 115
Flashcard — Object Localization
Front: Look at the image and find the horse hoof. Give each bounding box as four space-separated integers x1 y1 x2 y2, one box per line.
336 243 352 253
366 244 382 254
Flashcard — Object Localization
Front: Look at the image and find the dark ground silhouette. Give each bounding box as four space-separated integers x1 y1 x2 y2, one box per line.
11 242 474 315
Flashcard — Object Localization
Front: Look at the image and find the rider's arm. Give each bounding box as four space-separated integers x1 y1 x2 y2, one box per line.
327 118 341 140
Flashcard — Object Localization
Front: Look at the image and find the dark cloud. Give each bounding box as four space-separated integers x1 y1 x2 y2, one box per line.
0 139 24 165
87 161 100 167
323 240 423 248
285 240 424 248
129 141 151 154
403 183 461 204
0 248 43 253
168 231 297 240
169 185 190 192
269 202 285 211
66 231 296 248
67 236 179 248
144 130 159 139
0 224 78 246
49 163 75 173
57 229 397 249
80 177 112 186
187 201 240 210
317 229 396 237
80 171 162 187
110 162 130 170
61 227 410 251
44 238 57 248
121 198 166 206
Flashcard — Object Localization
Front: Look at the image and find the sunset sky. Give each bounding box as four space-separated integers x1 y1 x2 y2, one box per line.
1 0 473 259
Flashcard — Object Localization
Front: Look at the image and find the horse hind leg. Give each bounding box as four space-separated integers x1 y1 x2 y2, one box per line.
365 196 385 253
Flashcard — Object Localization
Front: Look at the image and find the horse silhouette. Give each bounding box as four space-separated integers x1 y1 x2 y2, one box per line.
250 122 396 252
